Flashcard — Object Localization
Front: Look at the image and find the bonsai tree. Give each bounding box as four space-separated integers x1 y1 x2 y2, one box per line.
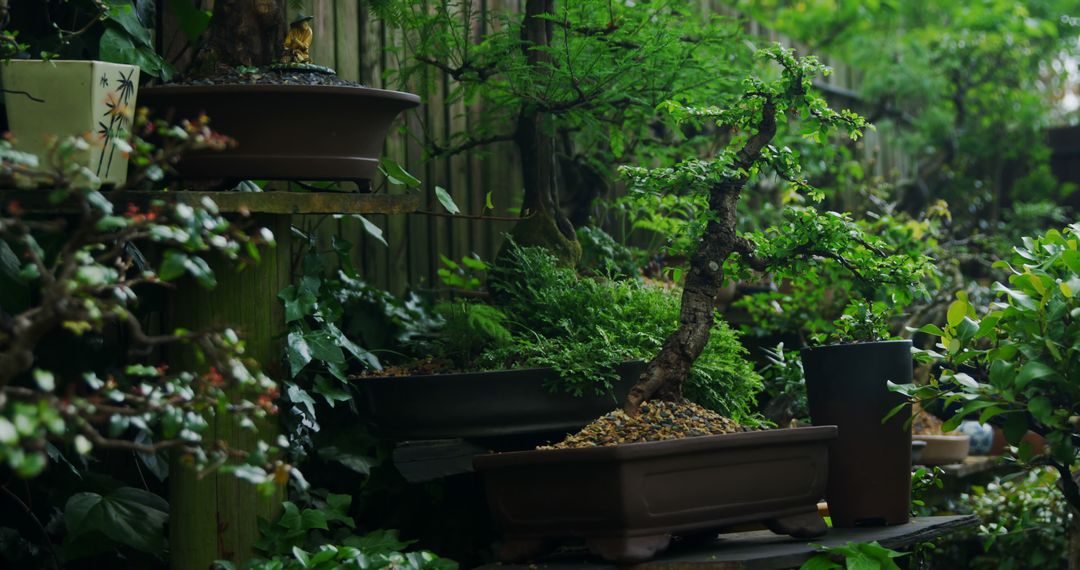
893 224 1080 567
620 45 930 413
0 115 282 486
389 0 748 264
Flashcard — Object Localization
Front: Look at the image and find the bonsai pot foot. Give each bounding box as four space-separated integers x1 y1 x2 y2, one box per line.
498 537 555 562
585 534 672 563
765 510 829 539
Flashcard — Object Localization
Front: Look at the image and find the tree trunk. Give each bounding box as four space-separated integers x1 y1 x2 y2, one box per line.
624 101 778 413
500 0 581 266
193 0 286 73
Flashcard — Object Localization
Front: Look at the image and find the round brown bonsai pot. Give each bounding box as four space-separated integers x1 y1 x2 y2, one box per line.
138 84 420 183
802 339 913 527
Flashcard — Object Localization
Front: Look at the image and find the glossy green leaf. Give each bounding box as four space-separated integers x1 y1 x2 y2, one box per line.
380 158 421 188
354 215 387 247
167 0 213 43
1015 361 1057 389
946 299 969 327
435 186 460 214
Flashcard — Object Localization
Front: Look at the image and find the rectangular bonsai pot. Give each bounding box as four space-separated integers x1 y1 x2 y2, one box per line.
474 425 838 563
352 361 644 440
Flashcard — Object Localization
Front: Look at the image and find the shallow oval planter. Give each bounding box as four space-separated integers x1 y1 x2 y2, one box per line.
802 339 912 527
912 434 970 465
138 84 420 182
353 361 644 441
2 60 139 186
474 426 838 563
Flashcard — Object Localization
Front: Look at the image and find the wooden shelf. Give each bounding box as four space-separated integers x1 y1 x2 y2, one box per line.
0 189 421 215
480 515 979 570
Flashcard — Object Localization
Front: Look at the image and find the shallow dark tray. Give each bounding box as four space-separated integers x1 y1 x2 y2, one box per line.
473 426 838 563
352 361 644 440
138 84 420 182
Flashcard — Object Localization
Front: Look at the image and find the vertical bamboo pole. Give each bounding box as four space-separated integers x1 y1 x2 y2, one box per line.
168 214 292 570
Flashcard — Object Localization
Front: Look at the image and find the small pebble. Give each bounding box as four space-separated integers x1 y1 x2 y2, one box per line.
539 401 753 450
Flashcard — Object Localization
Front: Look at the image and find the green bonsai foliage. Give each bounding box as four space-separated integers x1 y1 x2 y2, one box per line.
618 45 930 410
0 120 282 487
894 224 1080 513
738 207 941 345
387 0 751 263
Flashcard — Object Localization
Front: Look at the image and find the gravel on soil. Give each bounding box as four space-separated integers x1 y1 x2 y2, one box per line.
172 67 364 88
539 400 755 450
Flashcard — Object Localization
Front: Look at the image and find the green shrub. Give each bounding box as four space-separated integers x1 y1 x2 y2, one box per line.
433 302 511 366
484 244 762 421
931 468 1069 570
215 494 457 570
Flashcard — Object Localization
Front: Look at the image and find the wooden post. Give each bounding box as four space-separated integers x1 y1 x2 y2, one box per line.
167 214 292 570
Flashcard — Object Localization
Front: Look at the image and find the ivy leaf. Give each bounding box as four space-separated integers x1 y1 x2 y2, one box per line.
286 331 313 377
313 375 352 407
304 330 346 364
63 487 169 556
301 509 329 531
279 284 317 323
286 383 317 419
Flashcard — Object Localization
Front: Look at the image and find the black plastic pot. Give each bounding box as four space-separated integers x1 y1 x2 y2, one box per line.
352 361 644 441
474 426 837 563
802 339 912 527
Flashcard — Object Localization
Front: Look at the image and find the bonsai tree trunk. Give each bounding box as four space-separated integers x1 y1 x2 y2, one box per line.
623 101 777 413
193 0 286 73
501 0 581 266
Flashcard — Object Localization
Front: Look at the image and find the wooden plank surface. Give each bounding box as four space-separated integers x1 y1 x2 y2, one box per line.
0 190 421 215
480 515 979 570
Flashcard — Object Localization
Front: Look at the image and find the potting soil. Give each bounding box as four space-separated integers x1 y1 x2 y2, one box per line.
540 400 753 449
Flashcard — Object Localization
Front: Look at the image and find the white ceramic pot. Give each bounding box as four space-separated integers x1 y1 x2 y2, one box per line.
1 60 140 187
912 434 970 465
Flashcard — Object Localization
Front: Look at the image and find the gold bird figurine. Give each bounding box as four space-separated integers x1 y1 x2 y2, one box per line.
282 13 315 65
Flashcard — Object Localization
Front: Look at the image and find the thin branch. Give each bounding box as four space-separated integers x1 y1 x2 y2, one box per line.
414 56 498 81
427 132 515 158
414 209 533 222
0 484 60 568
